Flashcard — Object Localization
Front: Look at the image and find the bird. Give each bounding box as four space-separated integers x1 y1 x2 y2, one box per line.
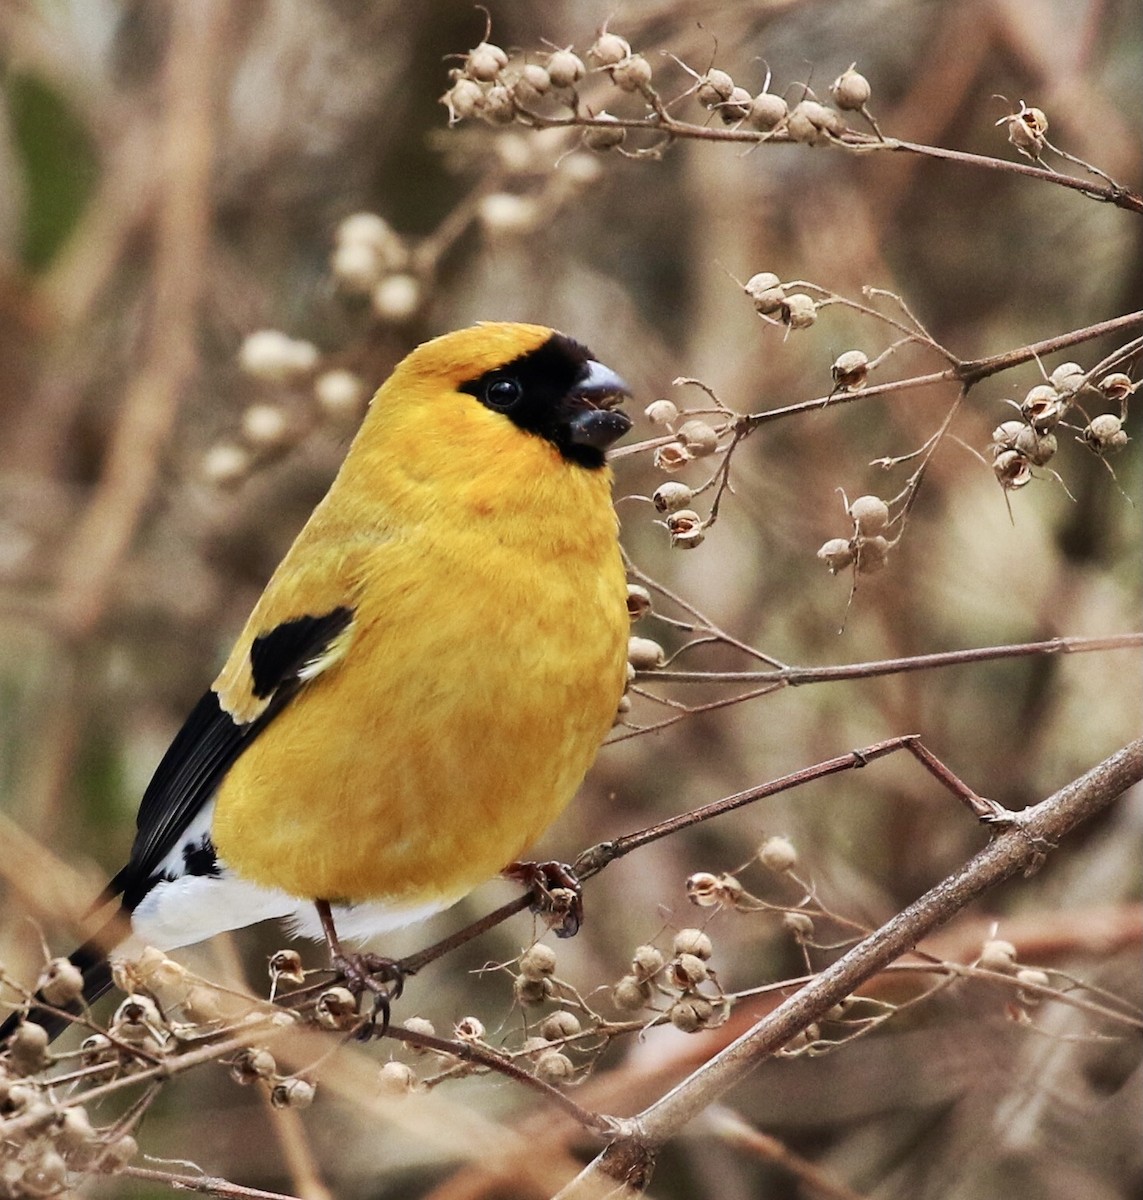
2 322 632 1042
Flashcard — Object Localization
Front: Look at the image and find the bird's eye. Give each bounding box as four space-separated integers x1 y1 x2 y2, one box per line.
484 377 522 410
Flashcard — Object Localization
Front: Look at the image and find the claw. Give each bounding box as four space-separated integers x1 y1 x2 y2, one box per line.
314 899 403 1036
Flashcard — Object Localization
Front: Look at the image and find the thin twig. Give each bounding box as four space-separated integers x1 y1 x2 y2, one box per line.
557 738 1143 1196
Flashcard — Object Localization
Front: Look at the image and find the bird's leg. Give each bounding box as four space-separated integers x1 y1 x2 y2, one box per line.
502 860 584 938
314 899 403 1034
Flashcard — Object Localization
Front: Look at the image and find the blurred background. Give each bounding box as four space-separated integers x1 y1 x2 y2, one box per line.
1 1 1140 1197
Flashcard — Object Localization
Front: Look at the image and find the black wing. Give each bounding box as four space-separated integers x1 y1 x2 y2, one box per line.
111 606 354 910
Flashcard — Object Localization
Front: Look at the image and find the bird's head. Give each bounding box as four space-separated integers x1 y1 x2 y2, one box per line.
375 323 632 470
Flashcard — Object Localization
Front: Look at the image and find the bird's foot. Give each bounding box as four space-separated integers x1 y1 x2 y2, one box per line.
503 860 584 938
330 952 404 1037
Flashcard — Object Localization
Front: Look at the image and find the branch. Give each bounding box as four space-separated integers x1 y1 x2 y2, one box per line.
557 738 1143 1196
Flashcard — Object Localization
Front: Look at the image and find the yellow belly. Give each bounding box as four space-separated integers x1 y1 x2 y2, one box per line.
210 530 627 906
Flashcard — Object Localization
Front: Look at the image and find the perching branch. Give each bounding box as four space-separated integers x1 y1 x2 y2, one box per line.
557 737 1143 1196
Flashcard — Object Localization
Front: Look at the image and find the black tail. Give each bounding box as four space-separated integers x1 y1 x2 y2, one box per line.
1 930 116 1045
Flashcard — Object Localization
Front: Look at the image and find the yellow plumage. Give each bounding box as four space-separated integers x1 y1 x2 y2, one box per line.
3 321 631 1043
210 322 629 907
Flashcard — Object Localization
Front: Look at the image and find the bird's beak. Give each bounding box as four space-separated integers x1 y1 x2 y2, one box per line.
567 360 632 451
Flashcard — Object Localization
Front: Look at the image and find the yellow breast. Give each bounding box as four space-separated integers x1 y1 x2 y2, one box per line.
209 394 628 907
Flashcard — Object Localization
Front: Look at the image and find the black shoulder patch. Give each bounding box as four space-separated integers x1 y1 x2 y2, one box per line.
250 607 355 699
111 605 353 911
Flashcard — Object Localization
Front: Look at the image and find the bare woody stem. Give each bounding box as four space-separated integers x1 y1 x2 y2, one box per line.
399 736 935 976
556 737 1143 1196
740 310 1143 428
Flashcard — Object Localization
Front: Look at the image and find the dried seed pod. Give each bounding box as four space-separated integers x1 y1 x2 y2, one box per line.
512 63 552 101
831 349 869 389
271 1077 316 1108
855 534 890 574
583 112 625 150
654 441 691 472
626 584 653 620
371 273 422 322
547 48 587 89
786 99 843 145
993 449 1033 489
848 495 889 536
1004 101 1048 156
817 537 855 574
694 68 735 108
314 371 366 423
1021 384 1069 433
748 91 788 131
780 293 817 329
758 835 798 872
443 77 486 123
589 31 631 67
1098 372 1135 403
241 403 291 450
611 54 653 93
644 398 679 425
80 1034 115 1067
1083 414 1128 453
465 41 509 82
830 64 871 110
685 871 722 906
665 509 702 535
978 938 1018 972
230 1047 277 1085
56 1105 97 1152
21 1149 68 1196
783 910 815 939
479 192 540 236
480 84 517 125
612 974 652 1011
719 85 753 123
534 1050 575 1084
331 239 385 292
677 420 719 456
402 1016 437 1043
378 1061 418 1095
1049 362 1086 394
628 635 666 670
454 1016 486 1041
744 271 786 315
520 943 558 980
667 511 705 549
672 929 713 960
8 1021 51 1073
201 443 251 488
631 944 665 980
516 974 552 1003
111 994 165 1043
239 330 319 382
559 152 604 187
540 1010 582 1039
653 481 693 512
991 419 1027 452
668 996 713 1032
38 958 85 1007
316 987 359 1030
1013 426 1057 466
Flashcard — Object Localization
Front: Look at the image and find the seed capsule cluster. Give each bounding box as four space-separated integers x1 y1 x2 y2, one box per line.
440 23 875 156
990 363 1134 494
817 493 894 578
